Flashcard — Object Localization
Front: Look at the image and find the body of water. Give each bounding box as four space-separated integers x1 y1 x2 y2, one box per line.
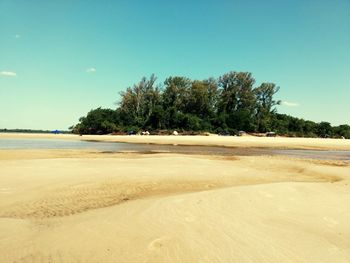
1 138 350 161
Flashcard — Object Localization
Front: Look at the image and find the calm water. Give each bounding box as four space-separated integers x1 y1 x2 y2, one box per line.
1 138 350 161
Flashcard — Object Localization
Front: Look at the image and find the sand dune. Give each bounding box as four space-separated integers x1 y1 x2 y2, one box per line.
0 149 350 262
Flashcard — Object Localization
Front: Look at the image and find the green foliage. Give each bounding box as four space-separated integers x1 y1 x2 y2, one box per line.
333 125 350 138
72 72 349 138
317 122 333 137
255 83 280 132
118 74 161 128
72 107 119 134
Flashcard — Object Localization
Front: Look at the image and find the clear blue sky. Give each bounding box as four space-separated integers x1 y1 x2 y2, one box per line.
1 0 349 130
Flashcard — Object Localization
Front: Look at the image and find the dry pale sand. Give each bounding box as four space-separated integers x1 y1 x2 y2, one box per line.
0 145 350 263
2 132 350 150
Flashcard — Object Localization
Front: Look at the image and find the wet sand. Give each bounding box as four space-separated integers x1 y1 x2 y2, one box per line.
1 134 350 262
1 132 350 150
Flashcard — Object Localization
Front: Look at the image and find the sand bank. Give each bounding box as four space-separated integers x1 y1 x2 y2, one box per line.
0 149 350 262
1 132 350 150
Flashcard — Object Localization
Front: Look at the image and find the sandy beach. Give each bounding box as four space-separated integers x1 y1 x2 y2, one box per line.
1 134 350 262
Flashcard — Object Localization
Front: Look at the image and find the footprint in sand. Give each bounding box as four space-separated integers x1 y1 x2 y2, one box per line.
148 237 170 250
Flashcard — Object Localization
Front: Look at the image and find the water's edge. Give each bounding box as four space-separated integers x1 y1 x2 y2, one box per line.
1 138 350 161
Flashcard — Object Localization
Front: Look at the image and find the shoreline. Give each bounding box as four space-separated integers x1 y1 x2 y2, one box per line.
1 132 350 151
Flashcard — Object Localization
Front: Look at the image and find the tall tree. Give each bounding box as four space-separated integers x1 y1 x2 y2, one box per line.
162 76 191 110
118 74 161 128
186 79 218 119
162 76 191 128
218 72 256 131
317 122 333 137
254 83 280 132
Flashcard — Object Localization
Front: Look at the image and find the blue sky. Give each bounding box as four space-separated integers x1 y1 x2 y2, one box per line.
1 0 349 130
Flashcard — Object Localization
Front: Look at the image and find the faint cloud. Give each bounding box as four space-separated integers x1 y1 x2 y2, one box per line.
14 34 21 39
0 71 17 77
281 101 299 107
86 67 96 73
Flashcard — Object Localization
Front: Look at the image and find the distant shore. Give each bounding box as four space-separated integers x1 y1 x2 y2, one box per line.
1 132 350 150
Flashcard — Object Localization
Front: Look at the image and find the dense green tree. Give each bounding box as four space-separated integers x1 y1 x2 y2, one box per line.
73 108 119 134
185 79 218 119
255 83 280 132
333 125 350 138
317 122 333 137
217 72 257 131
72 71 349 138
162 76 191 128
162 76 191 110
118 74 161 128
303 120 317 137
218 72 256 112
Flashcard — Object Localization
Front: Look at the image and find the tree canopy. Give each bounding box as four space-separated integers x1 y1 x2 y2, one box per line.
71 71 350 138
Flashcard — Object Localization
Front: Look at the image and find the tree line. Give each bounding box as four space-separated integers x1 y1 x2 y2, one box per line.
0 129 70 134
71 71 350 138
